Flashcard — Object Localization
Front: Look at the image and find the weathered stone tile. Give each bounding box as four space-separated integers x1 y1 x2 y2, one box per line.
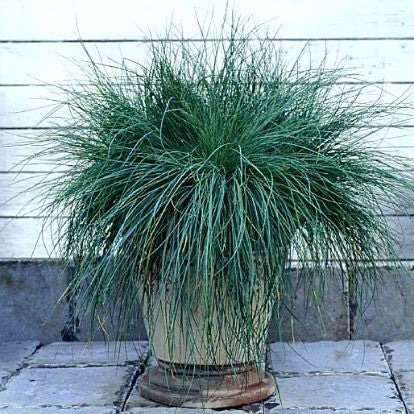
267 410 391 413
383 340 414 373
28 341 148 367
75 307 148 342
123 387 161 410
0 408 116 413
115 357 159 410
0 261 68 343
0 371 9 386
125 374 261 412
123 408 246 413
352 269 414 343
125 370 401 413
267 411 379 413
266 375 404 412
394 371 414 413
269 340 390 376
268 269 350 342
242 400 339 414
0 366 130 408
0 340 39 372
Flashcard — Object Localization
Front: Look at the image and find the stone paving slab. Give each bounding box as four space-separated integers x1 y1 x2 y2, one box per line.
125 376 270 412
123 387 160 410
352 269 414 343
0 366 131 409
0 371 8 387
123 408 402 414
0 262 68 343
123 404 365 413
268 269 349 342
0 340 39 372
123 408 246 413
394 371 414 413
0 340 409 413
28 341 148 367
384 340 414 372
269 340 390 376
0 408 117 413
265 374 404 412
126 374 404 413
267 411 398 413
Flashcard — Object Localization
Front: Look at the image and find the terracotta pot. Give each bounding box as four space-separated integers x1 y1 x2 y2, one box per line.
138 288 276 408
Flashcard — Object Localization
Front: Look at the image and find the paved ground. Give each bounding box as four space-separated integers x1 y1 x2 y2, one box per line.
0 340 412 413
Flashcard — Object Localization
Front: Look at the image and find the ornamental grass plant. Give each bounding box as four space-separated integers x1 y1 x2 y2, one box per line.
32 16 413 370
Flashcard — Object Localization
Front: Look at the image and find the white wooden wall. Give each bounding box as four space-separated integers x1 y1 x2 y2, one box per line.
1 0 414 258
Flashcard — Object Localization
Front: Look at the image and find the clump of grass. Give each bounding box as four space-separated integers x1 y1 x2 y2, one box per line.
34 16 412 366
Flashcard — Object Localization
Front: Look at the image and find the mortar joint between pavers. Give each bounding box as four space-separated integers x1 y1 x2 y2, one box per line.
271 370 391 378
0 342 45 390
119 364 146 412
0 403 117 410
25 362 131 369
121 350 155 412
379 342 409 414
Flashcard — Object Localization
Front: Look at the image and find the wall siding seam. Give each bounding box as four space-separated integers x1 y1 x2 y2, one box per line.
4 37 414 43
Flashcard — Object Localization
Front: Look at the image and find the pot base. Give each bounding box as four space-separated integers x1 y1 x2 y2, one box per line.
138 362 276 409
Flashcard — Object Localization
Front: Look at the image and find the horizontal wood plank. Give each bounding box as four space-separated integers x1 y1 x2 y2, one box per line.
1 162 414 218
0 130 66 172
2 127 414 174
2 0 414 260
0 217 56 258
1 215 413 260
388 215 414 260
0 172 59 217
0 0 414 41
0 86 64 128
1 40 414 85
1 84 414 129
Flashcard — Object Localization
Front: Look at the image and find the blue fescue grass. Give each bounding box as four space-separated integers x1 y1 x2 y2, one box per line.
31 15 414 366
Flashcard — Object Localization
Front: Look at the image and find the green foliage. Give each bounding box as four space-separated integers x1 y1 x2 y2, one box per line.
35 16 413 366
